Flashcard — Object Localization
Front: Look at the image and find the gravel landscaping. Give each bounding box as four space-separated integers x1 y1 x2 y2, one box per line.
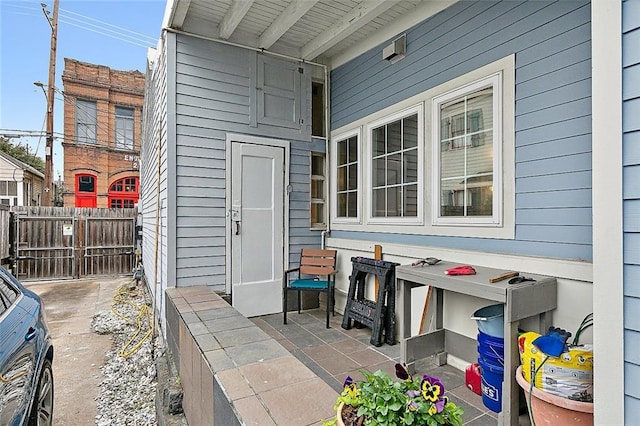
91 282 159 426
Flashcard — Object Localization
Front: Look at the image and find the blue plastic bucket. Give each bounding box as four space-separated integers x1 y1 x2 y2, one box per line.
477 330 504 351
478 348 503 366
471 304 504 337
477 331 504 365
478 356 504 413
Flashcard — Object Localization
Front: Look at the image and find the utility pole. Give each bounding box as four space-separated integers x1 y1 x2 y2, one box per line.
42 0 59 206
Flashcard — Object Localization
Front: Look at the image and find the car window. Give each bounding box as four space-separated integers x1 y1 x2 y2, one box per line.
0 278 19 315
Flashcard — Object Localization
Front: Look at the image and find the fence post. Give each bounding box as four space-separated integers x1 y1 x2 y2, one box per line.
76 213 84 279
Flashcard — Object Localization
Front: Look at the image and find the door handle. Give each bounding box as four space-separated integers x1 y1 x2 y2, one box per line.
234 220 241 235
25 327 37 341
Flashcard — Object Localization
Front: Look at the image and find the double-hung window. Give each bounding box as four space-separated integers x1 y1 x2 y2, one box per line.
76 99 97 144
330 57 513 237
334 129 360 221
369 105 422 222
115 107 134 150
310 153 326 229
0 180 18 206
432 73 502 226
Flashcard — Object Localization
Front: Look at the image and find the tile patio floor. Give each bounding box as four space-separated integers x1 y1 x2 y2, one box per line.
251 308 531 426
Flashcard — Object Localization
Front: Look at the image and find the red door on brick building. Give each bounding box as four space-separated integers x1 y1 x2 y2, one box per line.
108 177 138 208
75 174 97 208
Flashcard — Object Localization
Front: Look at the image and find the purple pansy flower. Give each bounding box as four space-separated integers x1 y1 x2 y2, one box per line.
420 375 445 402
406 399 419 411
433 396 448 414
395 362 411 381
343 376 353 388
343 375 359 398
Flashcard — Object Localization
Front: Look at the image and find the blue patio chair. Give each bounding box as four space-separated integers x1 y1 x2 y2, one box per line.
283 248 337 328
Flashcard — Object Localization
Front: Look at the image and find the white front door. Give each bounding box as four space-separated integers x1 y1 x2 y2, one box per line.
230 142 285 317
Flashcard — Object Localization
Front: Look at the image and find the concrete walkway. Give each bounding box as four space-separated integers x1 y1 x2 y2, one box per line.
26 277 131 426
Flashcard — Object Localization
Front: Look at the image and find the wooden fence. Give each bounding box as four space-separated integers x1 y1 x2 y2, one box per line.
11 206 137 280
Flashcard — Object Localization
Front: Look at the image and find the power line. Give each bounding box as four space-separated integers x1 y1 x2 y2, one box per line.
52 91 140 149
0 129 48 135
35 110 47 156
58 17 155 49
59 7 158 44
3 4 157 49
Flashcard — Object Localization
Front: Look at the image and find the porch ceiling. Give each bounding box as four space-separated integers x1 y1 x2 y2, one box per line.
164 0 453 67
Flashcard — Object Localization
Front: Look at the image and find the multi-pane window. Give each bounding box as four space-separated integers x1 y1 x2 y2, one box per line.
310 153 326 228
370 111 419 218
109 177 138 209
312 82 325 137
115 107 134 150
76 100 97 144
109 177 137 192
0 180 18 206
336 133 359 219
78 175 95 193
110 199 135 208
434 74 500 224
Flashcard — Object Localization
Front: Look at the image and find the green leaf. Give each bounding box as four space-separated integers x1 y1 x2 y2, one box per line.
388 401 402 411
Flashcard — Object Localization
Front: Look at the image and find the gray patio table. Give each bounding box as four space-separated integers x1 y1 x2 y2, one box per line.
396 261 557 426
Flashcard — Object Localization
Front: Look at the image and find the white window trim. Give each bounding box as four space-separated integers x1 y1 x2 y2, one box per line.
431 73 503 227
310 152 326 230
331 127 361 223
366 104 424 225
329 55 515 239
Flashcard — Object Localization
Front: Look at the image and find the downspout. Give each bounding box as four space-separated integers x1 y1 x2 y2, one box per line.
321 64 331 250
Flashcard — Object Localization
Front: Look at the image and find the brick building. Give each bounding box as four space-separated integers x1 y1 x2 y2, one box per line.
61 58 144 208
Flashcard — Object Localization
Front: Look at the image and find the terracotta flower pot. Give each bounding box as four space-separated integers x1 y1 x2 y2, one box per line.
336 402 345 426
515 366 593 426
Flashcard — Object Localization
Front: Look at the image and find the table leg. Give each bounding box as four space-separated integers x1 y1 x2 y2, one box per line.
499 313 520 426
434 288 446 366
399 278 413 370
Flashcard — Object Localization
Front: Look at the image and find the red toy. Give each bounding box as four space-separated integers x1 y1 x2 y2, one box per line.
445 265 476 275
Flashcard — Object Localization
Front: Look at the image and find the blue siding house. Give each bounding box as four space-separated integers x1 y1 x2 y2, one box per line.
141 0 635 423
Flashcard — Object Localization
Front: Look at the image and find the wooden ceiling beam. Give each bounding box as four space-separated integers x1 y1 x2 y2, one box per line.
168 0 192 29
219 0 256 39
258 0 320 50
301 0 399 60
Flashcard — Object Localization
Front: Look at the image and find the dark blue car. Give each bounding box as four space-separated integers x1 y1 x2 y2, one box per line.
0 267 54 425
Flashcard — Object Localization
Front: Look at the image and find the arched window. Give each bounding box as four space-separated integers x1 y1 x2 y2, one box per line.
75 174 97 208
108 176 138 208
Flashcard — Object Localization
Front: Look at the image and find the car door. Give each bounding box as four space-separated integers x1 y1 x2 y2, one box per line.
0 278 39 426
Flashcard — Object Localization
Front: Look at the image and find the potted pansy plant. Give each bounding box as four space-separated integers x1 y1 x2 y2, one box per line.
324 363 464 426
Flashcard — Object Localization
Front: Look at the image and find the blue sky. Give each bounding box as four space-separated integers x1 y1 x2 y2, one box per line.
0 0 166 179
